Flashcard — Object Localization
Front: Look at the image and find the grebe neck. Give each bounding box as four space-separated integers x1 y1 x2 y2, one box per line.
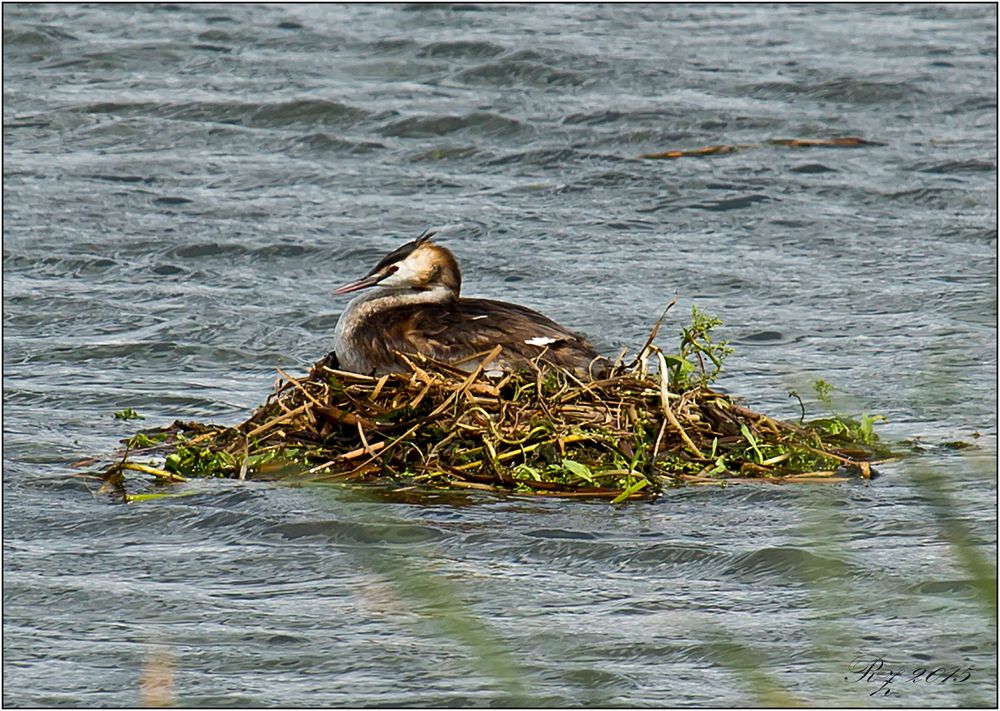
334 284 456 372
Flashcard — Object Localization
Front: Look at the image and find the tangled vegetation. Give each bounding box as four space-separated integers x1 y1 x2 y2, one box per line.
92 306 891 503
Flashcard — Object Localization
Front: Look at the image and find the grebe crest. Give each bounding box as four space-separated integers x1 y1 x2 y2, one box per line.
332 230 607 378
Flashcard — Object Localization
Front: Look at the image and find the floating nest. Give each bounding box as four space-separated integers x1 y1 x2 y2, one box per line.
95 327 889 504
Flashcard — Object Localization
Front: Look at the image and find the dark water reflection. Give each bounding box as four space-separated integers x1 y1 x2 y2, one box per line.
4 3 996 707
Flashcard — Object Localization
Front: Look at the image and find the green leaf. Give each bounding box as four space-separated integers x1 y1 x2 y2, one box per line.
709 456 728 475
663 355 695 373
561 458 594 482
740 424 764 464
513 464 542 481
126 432 167 448
611 477 649 504
858 413 886 444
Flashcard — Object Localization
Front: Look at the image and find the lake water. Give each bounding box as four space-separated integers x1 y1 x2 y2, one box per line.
3 3 997 707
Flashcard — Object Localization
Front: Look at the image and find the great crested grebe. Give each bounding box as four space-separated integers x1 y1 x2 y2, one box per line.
332 231 607 377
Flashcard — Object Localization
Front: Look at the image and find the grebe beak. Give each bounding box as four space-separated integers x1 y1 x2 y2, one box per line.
332 274 383 295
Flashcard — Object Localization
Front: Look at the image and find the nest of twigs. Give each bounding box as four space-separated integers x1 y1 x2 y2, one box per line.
98 342 885 504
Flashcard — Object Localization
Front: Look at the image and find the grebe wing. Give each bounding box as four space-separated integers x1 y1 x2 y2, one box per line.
391 298 604 371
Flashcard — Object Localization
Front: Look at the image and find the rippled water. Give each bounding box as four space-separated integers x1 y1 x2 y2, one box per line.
4 3 997 707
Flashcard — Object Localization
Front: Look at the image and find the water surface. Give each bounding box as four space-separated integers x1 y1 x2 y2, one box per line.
4 3 996 706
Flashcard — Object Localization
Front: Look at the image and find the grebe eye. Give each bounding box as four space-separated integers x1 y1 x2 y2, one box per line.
387 265 398 275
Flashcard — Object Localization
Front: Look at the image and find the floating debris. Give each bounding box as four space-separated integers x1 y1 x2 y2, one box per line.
641 136 881 160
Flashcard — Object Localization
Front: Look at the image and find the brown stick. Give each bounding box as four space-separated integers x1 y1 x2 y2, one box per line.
276 367 326 410
348 345 505 474
245 402 311 439
626 296 678 370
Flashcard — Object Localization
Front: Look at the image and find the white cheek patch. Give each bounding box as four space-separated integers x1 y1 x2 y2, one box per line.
380 251 430 287
525 336 558 347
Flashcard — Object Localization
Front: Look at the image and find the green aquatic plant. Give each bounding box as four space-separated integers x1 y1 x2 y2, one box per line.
740 423 765 465
813 378 834 409
663 305 735 391
804 379 890 450
164 445 237 478
126 431 168 448
114 407 143 421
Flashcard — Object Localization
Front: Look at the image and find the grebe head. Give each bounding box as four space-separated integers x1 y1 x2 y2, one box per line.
333 230 462 297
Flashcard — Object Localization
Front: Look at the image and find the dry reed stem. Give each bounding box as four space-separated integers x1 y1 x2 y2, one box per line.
348 345 504 474
783 470 838 478
799 444 864 468
238 437 249 481
115 462 187 483
276 368 325 408
626 296 678 370
781 476 850 484
246 402 311 439
453 433 593 471
320 367 380 382
356 421 374 456
759 451 794 467
370 374 390 400
655 349 704 458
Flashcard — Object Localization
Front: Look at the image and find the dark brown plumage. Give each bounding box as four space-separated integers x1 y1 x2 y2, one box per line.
332 232 606 377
